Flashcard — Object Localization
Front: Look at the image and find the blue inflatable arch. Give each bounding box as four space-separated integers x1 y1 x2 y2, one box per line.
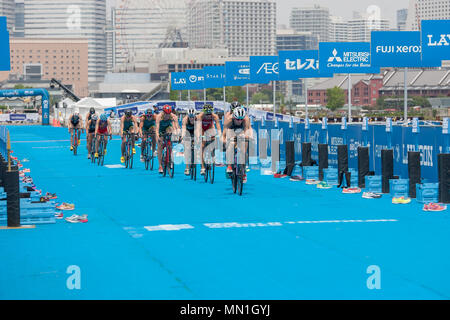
0 89 50 125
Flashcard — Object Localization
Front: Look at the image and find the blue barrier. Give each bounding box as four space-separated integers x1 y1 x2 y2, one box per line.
253 120 445 182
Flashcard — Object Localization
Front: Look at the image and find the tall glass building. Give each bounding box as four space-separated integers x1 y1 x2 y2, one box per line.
24 0 107 83
0 0 15 33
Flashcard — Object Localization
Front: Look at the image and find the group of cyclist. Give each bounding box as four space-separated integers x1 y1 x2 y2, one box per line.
67 102 253 181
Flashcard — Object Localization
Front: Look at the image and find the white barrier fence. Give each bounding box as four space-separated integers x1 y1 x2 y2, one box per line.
0 113 40 123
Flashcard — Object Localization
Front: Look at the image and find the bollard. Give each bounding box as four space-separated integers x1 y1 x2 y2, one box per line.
5 169 20 227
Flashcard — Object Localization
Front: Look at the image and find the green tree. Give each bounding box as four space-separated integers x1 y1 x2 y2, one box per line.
326 87 346 111
411 96 431 108
251 92 270 104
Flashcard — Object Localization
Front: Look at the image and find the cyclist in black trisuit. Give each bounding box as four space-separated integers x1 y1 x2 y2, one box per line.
86 113 98 159
85 107 97 154
222 107 253 183
182 108 197 175
68 111 83 151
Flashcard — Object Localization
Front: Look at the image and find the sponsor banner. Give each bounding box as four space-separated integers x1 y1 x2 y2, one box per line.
203 66 225 89
0 16 10 71
171 72 188 90
319 42 380 74
278 50 333 80
185 69 205 90
0 113 39 122
371 31 440 68
249 55 279 84
225 61 250 86
421 20 450 66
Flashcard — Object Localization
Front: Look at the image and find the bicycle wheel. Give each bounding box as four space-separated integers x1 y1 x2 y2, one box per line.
168 146 174 178
232 166 237 194
144 140 150 170
210 163 215 184
97 138 103 166
237 164 244 196
204 164 209 183
128 139 134 169
162 147 168 177
150 141 154 171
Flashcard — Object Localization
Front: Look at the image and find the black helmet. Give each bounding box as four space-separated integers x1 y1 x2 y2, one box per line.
231 101 241 111
125 110 132 117
89 107 95 114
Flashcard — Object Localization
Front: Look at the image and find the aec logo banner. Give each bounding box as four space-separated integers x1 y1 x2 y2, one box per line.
250 56 279 84
185 69 205 90
203 66 225 89
225 61 250 86
319 42 380 74
421 20 450 66
0 16 11 71
371 31 441 68
171 72 188 90
278 50 333 80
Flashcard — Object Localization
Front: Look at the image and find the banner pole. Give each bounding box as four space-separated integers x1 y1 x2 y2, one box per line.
348 74 352 123
246 84 249 106
404 67 408 123
304 78 308 120
273 81 276 116
188 90 190 102
204 88 206 103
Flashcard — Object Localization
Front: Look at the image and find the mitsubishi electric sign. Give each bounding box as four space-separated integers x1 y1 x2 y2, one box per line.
225 61 250 86
250 56 279 84
0 16 11 71
421 20 450 66
319 42 380 74
184 69 205 90
371 31 441 68
278 50 333 80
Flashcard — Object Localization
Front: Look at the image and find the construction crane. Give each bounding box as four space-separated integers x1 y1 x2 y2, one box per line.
49 78 80 102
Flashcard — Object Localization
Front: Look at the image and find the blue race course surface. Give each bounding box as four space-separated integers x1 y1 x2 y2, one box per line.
1 125 450 300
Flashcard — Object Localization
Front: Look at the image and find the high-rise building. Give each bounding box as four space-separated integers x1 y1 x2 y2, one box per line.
289 5 330 42
276 29 318 52
13 0 24 38
188 0 277 57
397 9 408 31
0 0 15 32
24 0 107 83
407 0 450 30
113 0 188 69
347 16 390 42
330 16 348 42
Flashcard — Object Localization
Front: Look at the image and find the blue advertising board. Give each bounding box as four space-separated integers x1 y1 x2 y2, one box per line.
421 20 450 66
319 42 380 74
249 55 279 84
225 61 250 86
371 31 441 68
203 66 225 89
278 50 333 80
171 72 187 91
0 16 11 71
185 69 205 90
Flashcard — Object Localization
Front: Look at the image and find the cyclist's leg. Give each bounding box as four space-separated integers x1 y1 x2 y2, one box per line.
183 135 192 173
157 131 165 172
150 129 157 156
95 134 100 154
121 132 127 158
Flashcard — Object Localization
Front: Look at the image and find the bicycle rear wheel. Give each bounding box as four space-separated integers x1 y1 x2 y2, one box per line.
97 138 103 166
237 164 244 196
168 146 174 178
144 140 150 170
232 167 237 194
128 139 134 169
210 163 215 184
204 165 209 183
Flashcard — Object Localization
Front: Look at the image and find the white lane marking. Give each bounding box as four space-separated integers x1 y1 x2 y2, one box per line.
144 224 195 232
142 219 398 232
105 164 126 169
32 146 67 149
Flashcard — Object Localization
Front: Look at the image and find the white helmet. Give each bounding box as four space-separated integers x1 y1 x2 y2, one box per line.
187 108 196 117
233 107 246 120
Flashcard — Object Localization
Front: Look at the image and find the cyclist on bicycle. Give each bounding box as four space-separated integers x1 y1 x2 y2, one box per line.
85 107 97 153
68 111 83 151
86 113 98 159
181 108 197 175
95 113 112 158
197 104 221 176
223 107 253 183
120 110 138 163
155 105 180 174
139 108 157 162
